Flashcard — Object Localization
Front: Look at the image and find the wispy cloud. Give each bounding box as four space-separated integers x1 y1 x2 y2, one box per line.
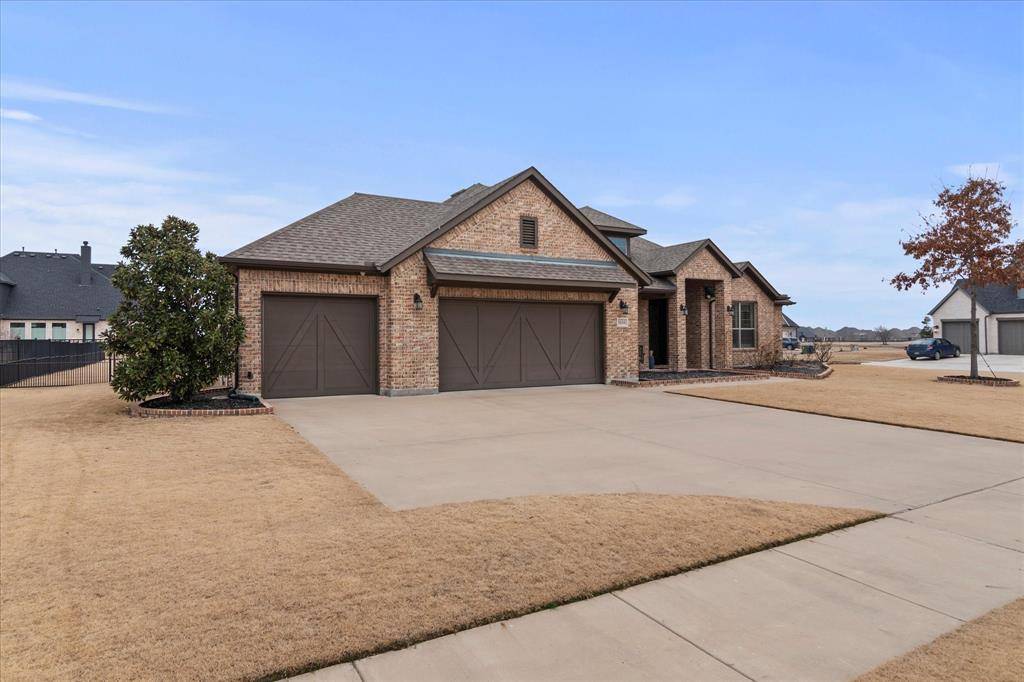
1 78 179 115
0 108 40 122
947 162 1016 186
654 188 696 209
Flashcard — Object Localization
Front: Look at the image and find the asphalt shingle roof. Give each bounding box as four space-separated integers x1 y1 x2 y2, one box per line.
957 281 1024 314
223 173 528 270
578 206 647 234
782 312 799 328
629 237 707 274
0 251 122 320
424 249 635 285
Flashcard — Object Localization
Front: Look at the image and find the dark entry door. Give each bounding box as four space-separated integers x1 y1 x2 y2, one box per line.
648 298 668 365
262 295 377 398
941 320 972 353
439 300 602 391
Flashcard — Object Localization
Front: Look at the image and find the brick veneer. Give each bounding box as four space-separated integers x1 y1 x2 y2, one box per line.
676 250 734 370
235 178 642 396
730 271 784 366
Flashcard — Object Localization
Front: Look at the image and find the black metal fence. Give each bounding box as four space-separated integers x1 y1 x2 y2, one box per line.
0 338 102 364
0 348 110 388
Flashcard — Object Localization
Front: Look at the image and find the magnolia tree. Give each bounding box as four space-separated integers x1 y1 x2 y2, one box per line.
105 216 245 402
891 178 1022 378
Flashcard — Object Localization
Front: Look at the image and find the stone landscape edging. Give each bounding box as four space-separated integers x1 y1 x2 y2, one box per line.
612 372 765 388
936 375 1020 388
129 402 274 418
730 364 833 380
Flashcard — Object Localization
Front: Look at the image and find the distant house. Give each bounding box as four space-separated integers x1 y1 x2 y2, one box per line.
928 281 1024 355
781 313 799 339
0 242 122 341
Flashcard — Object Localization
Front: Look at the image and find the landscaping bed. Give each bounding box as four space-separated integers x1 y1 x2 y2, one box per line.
132 389 273 417
615 369 762 388
667 365 1023 442
735 360 831 379
936 375 1020 388
0 384 876 680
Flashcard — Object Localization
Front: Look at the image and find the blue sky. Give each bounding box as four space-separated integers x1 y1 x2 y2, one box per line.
1 1 1020 328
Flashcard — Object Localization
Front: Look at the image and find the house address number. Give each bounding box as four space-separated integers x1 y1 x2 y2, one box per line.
616 317 629 328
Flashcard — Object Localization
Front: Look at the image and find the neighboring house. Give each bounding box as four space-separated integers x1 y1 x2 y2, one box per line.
0 242 122 341
221 167 793 398
928 281 1024 355
782 313 799 340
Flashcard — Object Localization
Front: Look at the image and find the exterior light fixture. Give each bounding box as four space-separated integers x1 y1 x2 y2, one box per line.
618 299 629 312
680 304 688 316
703 285 716 301
726 304 734 315
413 293 423 310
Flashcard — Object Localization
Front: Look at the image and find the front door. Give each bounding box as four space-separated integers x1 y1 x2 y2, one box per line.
648 298 668 365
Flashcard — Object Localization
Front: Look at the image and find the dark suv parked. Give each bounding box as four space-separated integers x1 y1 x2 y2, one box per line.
906 337 960 360
782 337 800 350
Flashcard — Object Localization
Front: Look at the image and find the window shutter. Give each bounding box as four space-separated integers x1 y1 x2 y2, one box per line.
520 216 538 248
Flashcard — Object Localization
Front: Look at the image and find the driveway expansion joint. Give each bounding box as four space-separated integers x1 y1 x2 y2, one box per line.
770 544 966 624
609 592 758 682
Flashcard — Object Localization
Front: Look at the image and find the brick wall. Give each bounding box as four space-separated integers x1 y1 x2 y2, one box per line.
383 253 437 395
435 179 612 261
235 268 387 394
675 249 734 369
637 297 650 368
730 271 783 366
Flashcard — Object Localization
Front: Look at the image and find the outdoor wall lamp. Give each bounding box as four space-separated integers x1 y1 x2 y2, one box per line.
703 285 716 301
618 299 629 312
413 293 423 311
726 304 734 316
679 304 688 316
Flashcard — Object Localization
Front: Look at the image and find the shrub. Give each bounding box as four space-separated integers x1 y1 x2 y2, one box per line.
813 339 834 365
105 216 245 403
750 340 782 369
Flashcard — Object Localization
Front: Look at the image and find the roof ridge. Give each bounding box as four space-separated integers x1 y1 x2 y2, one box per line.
352 191 442 205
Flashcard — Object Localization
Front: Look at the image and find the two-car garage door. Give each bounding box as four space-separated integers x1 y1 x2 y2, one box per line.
262 296 603 398
439 300 603 391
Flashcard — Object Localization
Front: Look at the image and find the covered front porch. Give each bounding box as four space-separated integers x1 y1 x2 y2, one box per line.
639 276 733 372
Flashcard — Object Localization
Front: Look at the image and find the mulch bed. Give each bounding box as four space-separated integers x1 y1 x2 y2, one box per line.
936 375 1020 387
132 389 273 417
734 361 832 380
640 370 745 381
614 369 763 388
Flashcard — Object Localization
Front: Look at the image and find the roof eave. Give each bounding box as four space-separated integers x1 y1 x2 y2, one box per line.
219 256 382 275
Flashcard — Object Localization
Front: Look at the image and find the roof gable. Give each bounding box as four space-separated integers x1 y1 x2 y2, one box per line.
578 206 647 235
929 281 1022 315
733 261 791 302
379 167 650 284
631 237 743 278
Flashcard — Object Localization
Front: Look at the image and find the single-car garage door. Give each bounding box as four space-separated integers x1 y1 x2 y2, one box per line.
998 320 1024 355
262 295 377 398
439 300 602 391
941 320 973 353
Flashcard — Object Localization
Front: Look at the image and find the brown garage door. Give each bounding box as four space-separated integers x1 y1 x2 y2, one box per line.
998 320 1024 355
941 320 973 353
439 300 602 391
262 295 377 398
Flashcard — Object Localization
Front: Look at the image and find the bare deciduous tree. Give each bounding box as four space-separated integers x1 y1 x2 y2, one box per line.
892 177 1021 379
874 325 893 344
813 339 834 365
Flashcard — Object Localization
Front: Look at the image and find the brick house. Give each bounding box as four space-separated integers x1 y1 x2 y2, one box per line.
221 167 793 398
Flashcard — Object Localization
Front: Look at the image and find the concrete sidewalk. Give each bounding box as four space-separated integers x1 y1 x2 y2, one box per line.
295 478 1023 682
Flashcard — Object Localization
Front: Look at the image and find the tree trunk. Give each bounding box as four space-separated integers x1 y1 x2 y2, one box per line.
970 288 979 379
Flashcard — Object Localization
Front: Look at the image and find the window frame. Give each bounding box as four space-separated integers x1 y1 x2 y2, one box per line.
608 234 630 255
30 322 47 340
732 301 758 349
9 322 25 339
51 322 67 340
519 215 539 249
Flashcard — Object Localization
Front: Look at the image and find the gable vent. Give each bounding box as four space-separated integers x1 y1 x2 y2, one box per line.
520 216 538 248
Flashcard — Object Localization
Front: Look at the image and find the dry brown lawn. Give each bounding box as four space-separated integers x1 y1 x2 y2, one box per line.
827 342 910 364
857 598 1024 682
669 364 1024 442
0 384 876 681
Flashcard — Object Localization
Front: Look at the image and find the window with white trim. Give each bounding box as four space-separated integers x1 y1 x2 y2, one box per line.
9 323 25 339
732 301 757 349
31 322 46 340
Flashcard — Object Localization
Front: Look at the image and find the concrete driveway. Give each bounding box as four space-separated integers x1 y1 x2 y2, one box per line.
271 384 1021 513
279 385 1023 682
867 354 1024 373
